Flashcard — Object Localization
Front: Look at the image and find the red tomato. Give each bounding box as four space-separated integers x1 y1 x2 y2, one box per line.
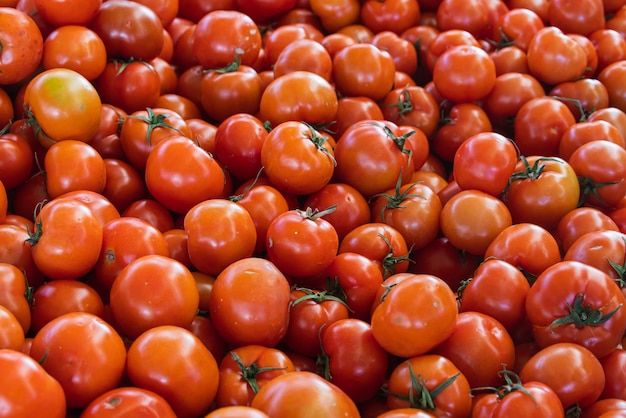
0 126 33 190
371 274 458 358
0 224 45 288
204 406 270 418
30 312 126 409
0 349 66 417
126 325 219 418
0 304 24 351
525 260 626 358
360 0 421 34
558 120 625 161
0 263 31 334
385 354 472 417
109 255 199 339
102 158 147 213
380 86 440 139
548 0 605 36
0 7 43 85
556 206 620 252
80 386 177 418
208 257 291 348
564 230 626 281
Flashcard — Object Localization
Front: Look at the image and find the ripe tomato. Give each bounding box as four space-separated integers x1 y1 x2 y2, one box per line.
145 136 226 214
126 325 219 418
215 345 296 407
27 197 103 280
598 60 626 113
0 7 43 85
0 263 31 334
102 158 147 213
0 304 24 351
371 274 458 358
259 70 338 127
558 120 624 161
89 0 164 61
436 0 490 37
192 10 261 69
503 156 580 230
310 0 360 33
44 140 106 199
250 371 360 417
491 7 545 51
208 257 291 348
432 45 496 103
23 68 102 145
519 342 605 409
549 78 609 121
109 255 199 339
380 86 440 138
556 206 620 252
30 312 126 409
564 230 626 281
0 223 45 288
261 121 336 196
184 199 257 276
360 0 421 34
205 406 270 418
79 386 177 418
385 354 472 417
548 0 605 36
273 38 333 81
0 349 66 418
328 96 384 141
30 279 105 334
526 260 626 358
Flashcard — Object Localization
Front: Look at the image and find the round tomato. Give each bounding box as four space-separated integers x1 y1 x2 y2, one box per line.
0 127 33 190
0 7 43 85
0 263 31 334
556 206 620 252
380 86 440 139
0 304 24 351
360 0 421 34
79 386 177 418
563 230 626 281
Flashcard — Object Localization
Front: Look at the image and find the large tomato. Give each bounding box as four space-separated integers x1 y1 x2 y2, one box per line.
30 312 126 409
525 260 626 358
0 349 66 418
208 257 291 348
23 68 102 145
0 7 43 85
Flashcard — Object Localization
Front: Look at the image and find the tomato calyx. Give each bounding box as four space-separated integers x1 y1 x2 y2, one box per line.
550 95 590 122
608 258 626 289
0 121 11 136
303 123 337 166
295 205 337 221
206 54 242 74
290 285 352 312
501 156 560 199
23 106 56 145
370 174 425 221
110 57 152 77
549 293 623 331
383 125 414 158
472 366 538 406
379 232 412 279
228 351 287 394
577 176 624 208
384 361 460 411
123 107 184 145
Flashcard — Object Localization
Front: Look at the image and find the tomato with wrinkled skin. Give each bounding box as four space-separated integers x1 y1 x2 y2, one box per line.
519 342 606 410
526 260 626 358
79 386 177 418
0 7 43 86
0 348 66 418
385 354 472 417
250 371 360 418
30 312 126 409
215 345 296 407
126 325 219 418
30 279 105 334
209 257 291 348
371 274 458 358
109 255 199 339
27 197 103 281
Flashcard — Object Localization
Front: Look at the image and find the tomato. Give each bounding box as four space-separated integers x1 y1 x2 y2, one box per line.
30 312 126 409
44 140 106 199
109 255 199 339
484 223 562 278
360 0 421 34
569 140 626 210
216 345 296 407
599 348 626 401
102 158 147 212
549 78 609 122
569 33 600 78
79 386 177 418
42 25 107 82
380 86 440 139
250 371 360 417
186 314 229 365
283 286 350 356
339 222 411 279
273 38 333 81
471 372 564 418
58 189 120 228
0 223 45 288
581 399 626 418
0 304 24 351
23 68 102 146
126 325 219 418
27 198 103 280
371 274 458 358
163 228 191 268
89 104 126 159
519 342 605 409
334 120 415 198
95 60 162 114
122 198 175 233
186 117 218 155
556 206 620 252
558 120 624 161
489 45 530 76
564 230 626 281
548 0 605 36
145 136 226 214
205 406 270 418
0 349 66 417
432 45 496 103
258 70 339 127
318 318 389 404
262 23 323 66
90 0 164 61
0 7 43 85
598 60 626 113
437 0 490 37
30 279 105 334
310 0 360 33
235 0 296 23
376 409 438 418
371 180 442 251
0 263 31 334
192 10 261 69
589 29 626 73
155 93 202 120
503 156 580 230
385 354 472 417
0 129 32 190
209 257 291 348
491 7 545 51
332 43 396 101
261 121 335 196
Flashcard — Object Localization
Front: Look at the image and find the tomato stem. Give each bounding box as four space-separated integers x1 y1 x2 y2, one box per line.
369 173 425 221
295 205 337 221
549 293 623 330
229 351 287 394
123 107 184 146
577 176 623 208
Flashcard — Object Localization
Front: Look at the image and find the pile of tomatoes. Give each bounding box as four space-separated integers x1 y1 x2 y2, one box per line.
1 0 626 416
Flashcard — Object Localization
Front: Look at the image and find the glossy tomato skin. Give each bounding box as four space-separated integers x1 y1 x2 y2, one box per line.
525 260 626 358
79 386 177 418
0 7 43 85
95 60 161 114
471 380 564 418
0 348 66 418
0 263 31 334
563 230 626 281
208 257 291 348
250 371 360 418
29 312 127 409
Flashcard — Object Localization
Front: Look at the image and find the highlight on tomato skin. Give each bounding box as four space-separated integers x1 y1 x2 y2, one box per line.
2 0 626 416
